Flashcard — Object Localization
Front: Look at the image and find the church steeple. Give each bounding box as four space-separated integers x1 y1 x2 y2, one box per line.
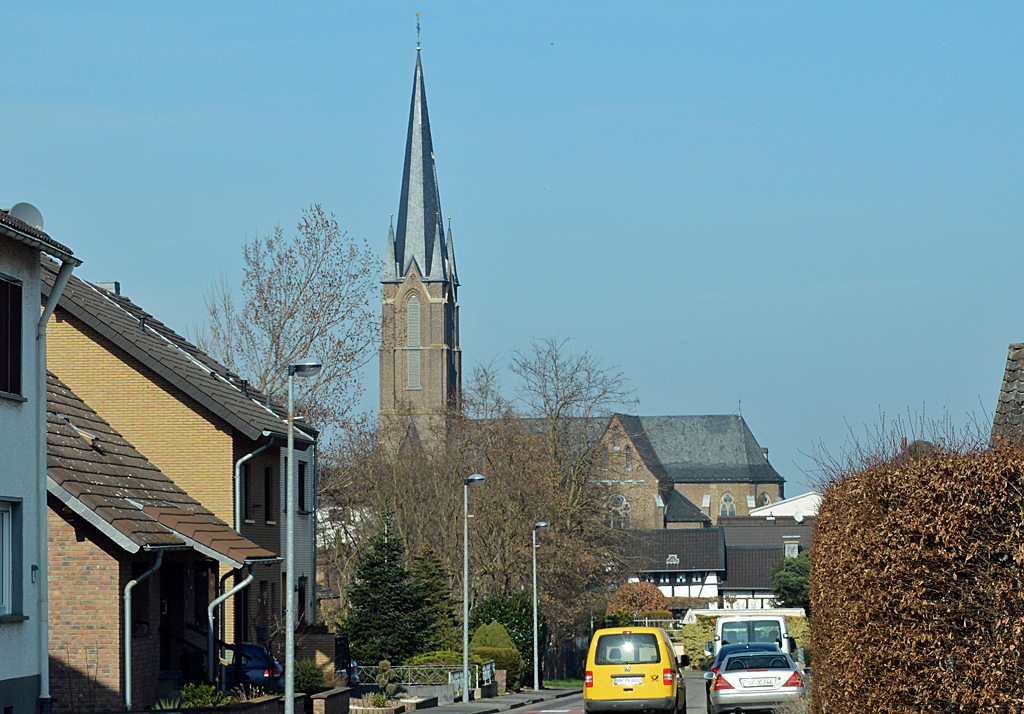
383 50 456 285
380 49 463 439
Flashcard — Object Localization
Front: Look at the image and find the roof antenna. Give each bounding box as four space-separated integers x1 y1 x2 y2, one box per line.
738 399 742 417
416 12 421 50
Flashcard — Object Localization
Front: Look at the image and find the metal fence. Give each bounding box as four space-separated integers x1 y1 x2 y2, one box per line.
356 661 496 693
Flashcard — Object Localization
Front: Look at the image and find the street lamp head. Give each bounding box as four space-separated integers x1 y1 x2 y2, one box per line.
288 359 322 378
465 473 485 487
533 521 549 532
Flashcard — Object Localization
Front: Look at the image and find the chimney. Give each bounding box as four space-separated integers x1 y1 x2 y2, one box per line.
96 281 121 295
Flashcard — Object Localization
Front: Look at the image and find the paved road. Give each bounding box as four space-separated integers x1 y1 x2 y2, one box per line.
520 676 707 714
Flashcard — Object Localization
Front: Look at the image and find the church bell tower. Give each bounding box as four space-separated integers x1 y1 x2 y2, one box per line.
380 49 461 440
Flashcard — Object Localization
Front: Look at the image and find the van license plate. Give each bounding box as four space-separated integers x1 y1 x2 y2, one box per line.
614 676 643 686
741 678 775 687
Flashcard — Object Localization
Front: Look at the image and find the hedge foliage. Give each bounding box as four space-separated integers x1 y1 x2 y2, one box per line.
812 447 1024 713
471 646 524 691
470 620 516 649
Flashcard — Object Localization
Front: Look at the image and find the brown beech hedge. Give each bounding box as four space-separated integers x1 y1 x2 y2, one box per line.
812 447 1024 713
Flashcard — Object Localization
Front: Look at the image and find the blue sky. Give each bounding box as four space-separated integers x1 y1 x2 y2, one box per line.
4 2 1022 494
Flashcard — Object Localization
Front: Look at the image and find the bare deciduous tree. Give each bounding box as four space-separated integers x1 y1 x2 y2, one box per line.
200 205 379 433
511 337 636 529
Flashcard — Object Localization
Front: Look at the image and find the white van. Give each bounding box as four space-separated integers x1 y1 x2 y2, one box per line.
705 615 798 658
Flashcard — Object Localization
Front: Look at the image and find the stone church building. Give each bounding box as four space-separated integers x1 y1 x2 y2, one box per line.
377 50 786 531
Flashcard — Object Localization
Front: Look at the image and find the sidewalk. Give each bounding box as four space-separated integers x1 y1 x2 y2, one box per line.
424 688 581 714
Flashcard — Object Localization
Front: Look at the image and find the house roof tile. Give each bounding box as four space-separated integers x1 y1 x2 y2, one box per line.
722 546 785 589
41 257 312 445
633 528 726 572
619 414 784 484
47 371 275 567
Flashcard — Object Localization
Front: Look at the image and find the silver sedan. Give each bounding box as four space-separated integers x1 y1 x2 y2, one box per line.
707 652 806 713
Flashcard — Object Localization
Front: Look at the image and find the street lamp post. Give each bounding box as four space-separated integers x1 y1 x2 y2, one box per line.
463 474 485 702
285 359 322 714
532 521 548 691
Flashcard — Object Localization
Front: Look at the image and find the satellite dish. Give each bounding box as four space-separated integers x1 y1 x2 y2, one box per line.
793 510 805 523
9 203 44 230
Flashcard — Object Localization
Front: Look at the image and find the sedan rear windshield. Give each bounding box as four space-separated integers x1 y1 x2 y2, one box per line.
595 633 661 665
723 654 791 672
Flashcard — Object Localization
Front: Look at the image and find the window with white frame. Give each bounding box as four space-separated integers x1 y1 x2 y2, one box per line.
0 501 12 615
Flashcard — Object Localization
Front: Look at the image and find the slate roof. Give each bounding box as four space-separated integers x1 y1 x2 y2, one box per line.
383 51 456 285
992 343 1024 446
40 257 312 445
722 547 785 589
0 208 77 262
46 371 276 568
718 516 815 548
618 414 784 484
663 490 713 525
634 528 726 572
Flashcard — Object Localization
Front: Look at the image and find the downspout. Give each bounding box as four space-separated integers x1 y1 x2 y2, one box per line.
124 550 165 711
235 433 274 530
218 570 233 692
37 257 78 714
311 438 318 624
209 568 254 683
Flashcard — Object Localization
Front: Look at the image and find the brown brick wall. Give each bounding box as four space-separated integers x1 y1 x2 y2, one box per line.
673 482 782 524
47 504 165 712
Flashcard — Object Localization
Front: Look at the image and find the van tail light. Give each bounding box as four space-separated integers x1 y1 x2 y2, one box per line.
782 672 803 688
585 671 594 688
663 668 673 685
714 675 734 691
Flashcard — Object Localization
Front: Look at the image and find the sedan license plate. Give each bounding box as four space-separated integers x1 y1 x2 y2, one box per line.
741 678 776 688
614 676 644 686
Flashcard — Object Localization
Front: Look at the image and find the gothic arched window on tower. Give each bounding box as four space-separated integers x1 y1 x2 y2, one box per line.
720 493 736 517
406 295 422 390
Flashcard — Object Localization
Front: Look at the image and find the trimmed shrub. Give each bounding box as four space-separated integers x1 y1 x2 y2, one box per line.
680 615 717 670
471 646 524 691
813 446 1024 713
294 658 329 695
470 620 516 649
636 609 673 622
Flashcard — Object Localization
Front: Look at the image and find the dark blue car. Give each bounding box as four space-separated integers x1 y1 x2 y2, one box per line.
225 645 283 689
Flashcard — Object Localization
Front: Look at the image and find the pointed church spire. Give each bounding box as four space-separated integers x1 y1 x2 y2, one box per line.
387 50 450 283
446 218 459 287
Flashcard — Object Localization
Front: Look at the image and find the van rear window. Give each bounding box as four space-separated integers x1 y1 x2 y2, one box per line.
595 633 661 665
720 620 783 646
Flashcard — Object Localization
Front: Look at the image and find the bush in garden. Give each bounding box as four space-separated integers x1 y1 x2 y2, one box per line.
294 658 329 695
470 646 524 691
470 620 516 649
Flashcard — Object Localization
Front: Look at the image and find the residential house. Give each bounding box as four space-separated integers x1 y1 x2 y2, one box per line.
600 414 786 529
46 371 275 711
992 342 1024 446
631 517 814 612
40 264 318 654
748 491 820 520
634 529 725 608
0 207 79 714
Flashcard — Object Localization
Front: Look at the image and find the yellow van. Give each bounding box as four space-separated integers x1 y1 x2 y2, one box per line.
584 627 689 714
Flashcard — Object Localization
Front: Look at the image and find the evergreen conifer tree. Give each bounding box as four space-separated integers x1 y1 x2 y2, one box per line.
342 503 435 663
410 545 461 651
